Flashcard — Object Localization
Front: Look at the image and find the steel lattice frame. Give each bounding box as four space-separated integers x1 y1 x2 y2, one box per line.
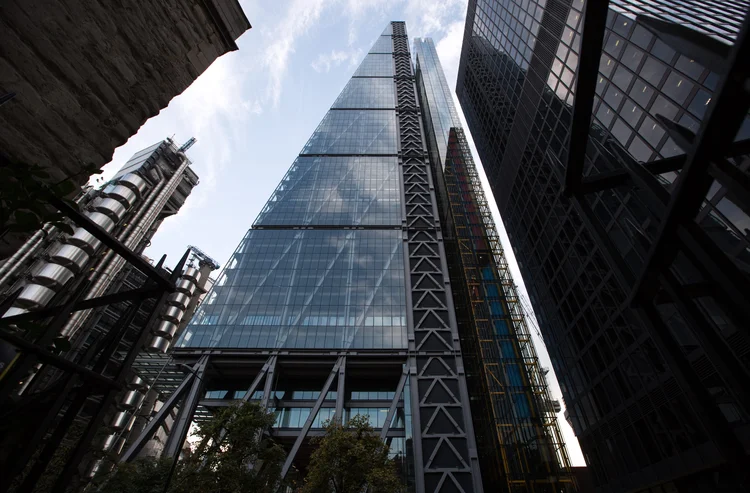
391 21 484 493
444 127 576 492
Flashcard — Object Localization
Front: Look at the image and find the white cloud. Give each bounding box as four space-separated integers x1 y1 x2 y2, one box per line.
311 48 363 73
263 0 329 107
435 19 466 87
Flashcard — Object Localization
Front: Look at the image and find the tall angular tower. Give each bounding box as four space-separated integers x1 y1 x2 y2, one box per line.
123 22 483 492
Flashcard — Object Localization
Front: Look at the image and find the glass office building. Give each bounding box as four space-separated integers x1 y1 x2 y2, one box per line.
457 1 750 492
414 38 576 492
169 22 484 493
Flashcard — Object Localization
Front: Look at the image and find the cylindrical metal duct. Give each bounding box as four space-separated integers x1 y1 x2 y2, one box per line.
110 411 135 431
154 320 178 339
91 197 127 222
181 267 201 283
119 390 145 411
48 244 90 273
167 292 191 311
15 284 56 309
32 263 76 289
147 336 171 354
128 375 148 391
161 306 185 324
60 158 189 338
175 279 196 296
0 225 55 291
104 184 138 208
117 173 148 196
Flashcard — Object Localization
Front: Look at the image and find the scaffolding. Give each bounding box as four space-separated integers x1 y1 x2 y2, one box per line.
443 127 576 492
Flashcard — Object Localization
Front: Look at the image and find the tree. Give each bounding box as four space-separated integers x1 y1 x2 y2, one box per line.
302 415 404 493
97 402 286 493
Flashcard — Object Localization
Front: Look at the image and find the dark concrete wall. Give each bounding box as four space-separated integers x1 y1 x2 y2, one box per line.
0 0 250 183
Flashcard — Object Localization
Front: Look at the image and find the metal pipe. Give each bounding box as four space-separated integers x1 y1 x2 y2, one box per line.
60 158 189 338
0 225 54 290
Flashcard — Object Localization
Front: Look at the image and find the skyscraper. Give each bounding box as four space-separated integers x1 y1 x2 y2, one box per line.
126 22 484 493
414 37 576 491
457 1 750 492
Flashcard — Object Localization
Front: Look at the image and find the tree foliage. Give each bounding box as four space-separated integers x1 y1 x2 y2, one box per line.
97 402 286 493
302 415 404 493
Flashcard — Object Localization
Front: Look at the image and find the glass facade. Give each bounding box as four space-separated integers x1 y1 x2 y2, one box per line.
181 229 406 350
180 30 406 352
457 1 750 493
254 156 401 227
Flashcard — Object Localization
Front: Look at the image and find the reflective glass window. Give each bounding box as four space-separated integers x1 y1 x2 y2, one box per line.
630 25 654 50
639 117 665 147
611 118 632 146
639 57 666 87
622 45 644 72
301 110 398 155
332 78 396 108
612 66 634 91
652 39 676 64
651 95 678 120
621 99 643 127
604 33 624 58
663 73 693 105
179 229 407 350
687 89 712 119
369 36 393 53
353 54 394 77
628 136 652 162
630 79 654 108
254 156 401 227
675 56 704 80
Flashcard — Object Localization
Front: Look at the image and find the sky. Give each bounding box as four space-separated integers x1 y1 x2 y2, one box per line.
93 0 586 466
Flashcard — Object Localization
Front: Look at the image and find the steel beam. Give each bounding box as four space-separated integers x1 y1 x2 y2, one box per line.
631 11 750 300
335 355 346 422
563 0 610 196
280 355 344 479
163 355 209 458
260 355 277 409
48 196 173 290
120 368 197 462
0 329 120 391
0 286 162 326
380 366 408 441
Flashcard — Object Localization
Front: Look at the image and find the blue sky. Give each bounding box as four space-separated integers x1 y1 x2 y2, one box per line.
94 0 585 465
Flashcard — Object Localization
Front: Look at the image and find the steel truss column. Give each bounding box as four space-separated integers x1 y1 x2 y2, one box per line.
391 21 483 493
120 356 208 462
380 366 408 441
335 355 346 422
163 355 209 459
280 355 345 479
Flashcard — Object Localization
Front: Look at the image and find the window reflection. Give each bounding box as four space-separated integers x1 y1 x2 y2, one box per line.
663 73 693 105
651 95 678 120
639 117 665 147
687 89 712 119
640 57 666 86
630 79 654 107
622 45 644 71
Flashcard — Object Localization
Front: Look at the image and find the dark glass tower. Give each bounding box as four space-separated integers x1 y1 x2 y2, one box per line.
169 22 484 493
414 38 577 491
457 1 750 492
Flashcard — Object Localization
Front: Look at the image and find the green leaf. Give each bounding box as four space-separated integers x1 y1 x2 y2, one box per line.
53 180 78 196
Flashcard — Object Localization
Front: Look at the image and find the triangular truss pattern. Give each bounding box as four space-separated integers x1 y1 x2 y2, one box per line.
389 20 483 493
